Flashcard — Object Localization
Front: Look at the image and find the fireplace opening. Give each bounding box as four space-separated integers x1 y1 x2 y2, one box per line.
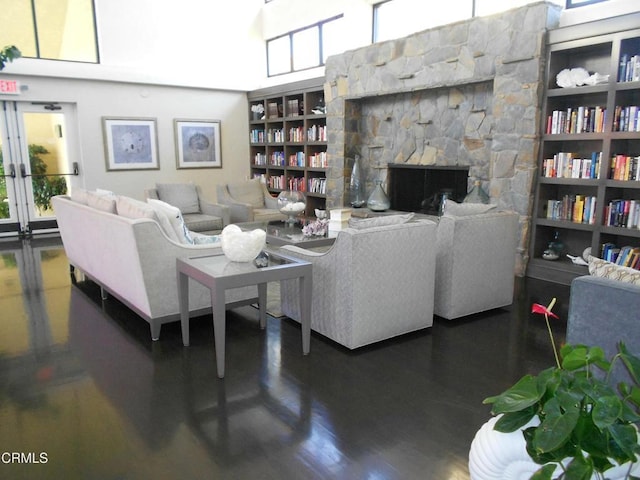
388 164 470 215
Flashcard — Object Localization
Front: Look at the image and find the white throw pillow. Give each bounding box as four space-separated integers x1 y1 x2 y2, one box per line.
444 199 496 216
116 196 156 220
86 191 117 213
147 199 191 243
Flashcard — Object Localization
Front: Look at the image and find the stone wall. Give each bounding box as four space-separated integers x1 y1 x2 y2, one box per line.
322 2 562 275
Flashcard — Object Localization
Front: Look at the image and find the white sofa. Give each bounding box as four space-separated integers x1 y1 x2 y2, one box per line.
279 216 437 349
52 193 258 341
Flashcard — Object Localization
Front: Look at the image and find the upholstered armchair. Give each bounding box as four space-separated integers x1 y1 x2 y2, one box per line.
216 178 286 223
279 217 437 349
144 183 229 233
433 207 519 320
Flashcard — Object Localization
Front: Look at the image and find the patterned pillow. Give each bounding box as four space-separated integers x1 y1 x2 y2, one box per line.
444 200 496 216
588 255 640 286
348 213 415 230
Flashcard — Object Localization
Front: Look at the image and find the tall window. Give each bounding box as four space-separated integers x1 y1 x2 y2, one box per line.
566 0 607 7
0 0 98 63
267 15 343 77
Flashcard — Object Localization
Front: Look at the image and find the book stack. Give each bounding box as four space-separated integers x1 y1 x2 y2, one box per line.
601 243 640 269
609 155 640 181
546 194 597 224
328 208 351 232
604 199 640 228
542 151 601 179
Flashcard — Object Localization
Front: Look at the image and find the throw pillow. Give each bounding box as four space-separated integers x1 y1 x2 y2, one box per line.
348 213 415 230
70 188 89 205
191 232 221 245
86 191 117 214
147 199 192 244
227 178 264 208
156 183 200 214
445 199 496 216
588 255 640 286
116 196 156 220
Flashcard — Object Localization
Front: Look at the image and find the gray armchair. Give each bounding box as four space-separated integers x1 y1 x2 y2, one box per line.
216 178 286 223
279 218 437 349
433 209 519 319
144 183 229 233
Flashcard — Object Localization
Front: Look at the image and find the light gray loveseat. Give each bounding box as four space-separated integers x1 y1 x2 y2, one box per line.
53 192 258 340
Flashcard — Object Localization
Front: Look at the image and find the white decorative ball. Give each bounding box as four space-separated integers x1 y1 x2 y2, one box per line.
220 224 266 262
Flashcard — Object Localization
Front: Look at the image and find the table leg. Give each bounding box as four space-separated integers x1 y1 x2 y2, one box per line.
212 288 227 378
299 274 311 355
257 282 267 329
178 271 190 347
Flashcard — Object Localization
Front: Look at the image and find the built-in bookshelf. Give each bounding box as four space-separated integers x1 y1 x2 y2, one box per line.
527 13 640 284
247 78 327 218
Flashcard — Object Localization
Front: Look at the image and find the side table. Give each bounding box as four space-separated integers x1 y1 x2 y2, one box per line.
177 250 312 378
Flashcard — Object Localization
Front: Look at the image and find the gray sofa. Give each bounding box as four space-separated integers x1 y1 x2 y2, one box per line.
567 275 640 385
53 193 257 340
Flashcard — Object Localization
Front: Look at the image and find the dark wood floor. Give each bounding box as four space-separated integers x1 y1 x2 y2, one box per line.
0 236 569 480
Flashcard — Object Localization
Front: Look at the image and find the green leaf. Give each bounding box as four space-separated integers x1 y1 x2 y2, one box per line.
484 374 541 413
563 455 593 480
608 423 640 462
619 342 640 385
533 397 580 453
562 345 589 371
530 463 557 480
493 408 536 432
592 395 623 429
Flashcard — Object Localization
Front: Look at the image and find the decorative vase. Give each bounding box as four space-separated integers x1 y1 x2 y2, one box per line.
367 180 390 211
220 225 266 262
464 180 490 204
349 155 366 208
469 416 640 480
277 190 306 224
542 230 564 261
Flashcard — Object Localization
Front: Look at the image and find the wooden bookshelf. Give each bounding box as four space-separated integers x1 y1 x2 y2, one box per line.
527 12 640 284
248 78 327 218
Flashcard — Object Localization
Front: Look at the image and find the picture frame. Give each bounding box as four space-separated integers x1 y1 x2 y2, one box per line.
102 117 159 171
174 119 222 169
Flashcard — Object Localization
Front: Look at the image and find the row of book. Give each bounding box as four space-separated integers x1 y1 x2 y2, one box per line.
601 243 640 269
612 105 640 132
604 199 640 228
618 54 640 83
266 175 306 191
307 124 327 142
289 152 305 167
546 195 597 224
609 154 640 181
252 151 327 168
308 177 327 194
308 151 327 168
546 106 606 134
541 151 601 179
269 151 285 166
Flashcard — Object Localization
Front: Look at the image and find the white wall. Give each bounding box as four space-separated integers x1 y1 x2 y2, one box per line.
1 75 250 202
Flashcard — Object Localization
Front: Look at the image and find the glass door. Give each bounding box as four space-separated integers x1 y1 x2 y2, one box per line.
0 101 78 238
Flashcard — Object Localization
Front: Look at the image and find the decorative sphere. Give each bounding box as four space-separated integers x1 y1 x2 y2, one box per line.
220 224 266 262
277 191 306 220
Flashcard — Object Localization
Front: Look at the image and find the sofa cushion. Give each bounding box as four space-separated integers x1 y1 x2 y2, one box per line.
116 196 156 220
86 191 117 214
70 188 90 205
156 183 200 214
348 213 415 230
227 179 264 208
588 256 640 286
445 200 496 216
147 199 188 243
182 213 223 232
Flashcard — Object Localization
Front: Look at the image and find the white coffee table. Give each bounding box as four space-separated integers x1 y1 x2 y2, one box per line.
177 249 312 378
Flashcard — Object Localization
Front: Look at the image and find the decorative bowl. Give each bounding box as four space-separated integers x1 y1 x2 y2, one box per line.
277 190 306 224
220 224 266 262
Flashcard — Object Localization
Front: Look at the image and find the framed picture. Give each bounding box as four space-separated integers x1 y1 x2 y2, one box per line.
102 117 159 171
174 119 222 169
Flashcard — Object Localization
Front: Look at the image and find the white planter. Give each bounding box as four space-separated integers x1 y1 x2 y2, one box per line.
469 416 640 480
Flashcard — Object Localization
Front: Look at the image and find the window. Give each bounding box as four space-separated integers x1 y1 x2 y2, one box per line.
0 0 98 63
566 0 607 7
267 15 343 77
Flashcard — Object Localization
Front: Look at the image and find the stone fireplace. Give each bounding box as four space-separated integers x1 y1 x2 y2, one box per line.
321 2 562 275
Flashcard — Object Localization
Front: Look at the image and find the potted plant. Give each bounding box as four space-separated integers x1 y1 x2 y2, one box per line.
470 299 640 480
0 45 21 70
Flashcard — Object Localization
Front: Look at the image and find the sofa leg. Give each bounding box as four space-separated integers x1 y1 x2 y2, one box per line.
150 322 161 341
100 287 108 301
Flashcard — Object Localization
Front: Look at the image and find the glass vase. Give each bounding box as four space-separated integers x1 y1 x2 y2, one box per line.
367 180 390 211
349 155 366 208
464 180 490 204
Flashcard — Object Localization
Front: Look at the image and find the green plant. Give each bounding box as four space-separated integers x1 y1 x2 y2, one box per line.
484 299 640 480
29 144 67 212
0 45 21 70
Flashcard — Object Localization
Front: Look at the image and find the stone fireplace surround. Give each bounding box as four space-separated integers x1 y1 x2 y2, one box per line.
321 2 562 275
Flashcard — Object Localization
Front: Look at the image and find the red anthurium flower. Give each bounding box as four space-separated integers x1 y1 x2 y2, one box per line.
531 302 559 319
